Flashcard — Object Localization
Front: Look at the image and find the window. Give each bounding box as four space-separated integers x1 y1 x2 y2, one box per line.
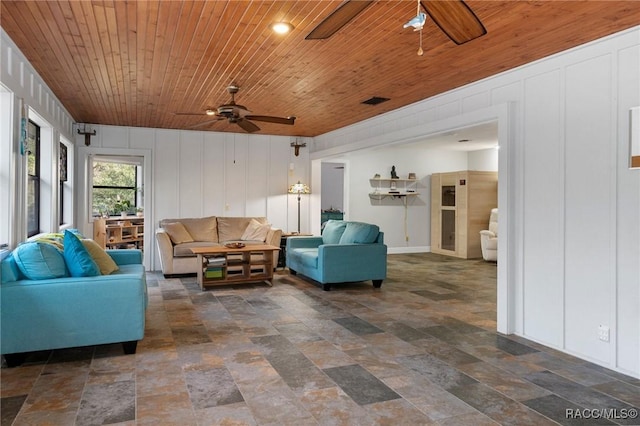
59 142 67 225
27 120 40 237
92 159 138 216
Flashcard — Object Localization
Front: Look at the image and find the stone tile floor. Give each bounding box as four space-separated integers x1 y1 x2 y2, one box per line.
2 253 639 425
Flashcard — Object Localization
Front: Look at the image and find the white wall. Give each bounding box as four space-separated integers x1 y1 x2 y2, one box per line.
324 146 497 251
468 148 499 171
74 126 310 271
338 147 471 251
320 162 344 212
312 27 640 377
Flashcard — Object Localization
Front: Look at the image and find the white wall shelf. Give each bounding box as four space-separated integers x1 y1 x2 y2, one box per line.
369 178 419 199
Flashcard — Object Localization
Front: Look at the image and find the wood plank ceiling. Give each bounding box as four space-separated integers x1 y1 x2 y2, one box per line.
1 1 638 137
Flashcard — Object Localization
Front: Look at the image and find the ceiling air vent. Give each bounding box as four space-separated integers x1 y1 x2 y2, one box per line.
361 96 390 106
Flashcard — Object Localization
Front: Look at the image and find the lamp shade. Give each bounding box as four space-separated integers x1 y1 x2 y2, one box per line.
288 181 310 194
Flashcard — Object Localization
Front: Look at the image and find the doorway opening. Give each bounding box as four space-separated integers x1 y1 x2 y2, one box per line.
321 162 346 228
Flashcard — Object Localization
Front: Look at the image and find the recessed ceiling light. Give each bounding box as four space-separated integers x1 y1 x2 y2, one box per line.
205 109 216 116
271 22 294 35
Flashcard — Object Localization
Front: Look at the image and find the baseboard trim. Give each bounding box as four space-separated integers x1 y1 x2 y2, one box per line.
388 246 430 254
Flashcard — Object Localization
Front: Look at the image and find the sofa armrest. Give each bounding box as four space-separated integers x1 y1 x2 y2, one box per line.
107 249 142 265
479 230 496 238
317 243 387 282
155 228 175 273
265 227 283 247
287 236 323 250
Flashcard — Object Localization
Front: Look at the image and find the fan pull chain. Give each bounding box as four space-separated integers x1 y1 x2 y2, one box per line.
417 0 423 56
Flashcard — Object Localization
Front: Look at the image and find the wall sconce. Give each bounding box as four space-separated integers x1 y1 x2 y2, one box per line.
76 123 96 146
291 137 306 156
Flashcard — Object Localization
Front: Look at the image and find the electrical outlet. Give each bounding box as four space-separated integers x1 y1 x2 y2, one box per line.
598 325 610 342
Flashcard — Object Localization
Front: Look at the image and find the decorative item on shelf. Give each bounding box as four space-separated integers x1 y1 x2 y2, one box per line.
373 173 381 179
408 172 416 180
390 165 399 179
390 181 397 191
288 181 311 234
136 207 144 217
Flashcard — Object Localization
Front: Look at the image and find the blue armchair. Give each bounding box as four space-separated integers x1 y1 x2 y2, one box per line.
286 220 387 291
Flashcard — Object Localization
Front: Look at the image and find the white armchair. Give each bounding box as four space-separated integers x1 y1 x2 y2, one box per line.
480 208 498 261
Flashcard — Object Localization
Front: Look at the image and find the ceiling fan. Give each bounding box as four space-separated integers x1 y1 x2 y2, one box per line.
305 0 486 45
175 85 295 133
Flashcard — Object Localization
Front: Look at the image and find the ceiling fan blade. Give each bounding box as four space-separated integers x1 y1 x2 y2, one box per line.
173 112 207 116
420 0 486 45
236 118 260 133
189 118 223 129
306 0 374 40
245 115 296 125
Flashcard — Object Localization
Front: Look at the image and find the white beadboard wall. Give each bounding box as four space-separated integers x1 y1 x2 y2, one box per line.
1 29 76 246
74 126 309 273
312 27 640 377
0 29 74 140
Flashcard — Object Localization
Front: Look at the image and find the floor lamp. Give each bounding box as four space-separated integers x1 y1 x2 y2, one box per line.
288 181 310 234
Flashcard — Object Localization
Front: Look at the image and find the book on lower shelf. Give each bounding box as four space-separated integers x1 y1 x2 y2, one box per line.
205 267 225 279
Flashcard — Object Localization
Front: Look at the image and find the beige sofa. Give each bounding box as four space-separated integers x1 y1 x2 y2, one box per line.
156 216 282 276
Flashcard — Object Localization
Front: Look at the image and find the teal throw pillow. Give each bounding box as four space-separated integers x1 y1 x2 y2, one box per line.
322 220 348 244
63 230 101 277
338 222 380 244
13 242 68 280
1 252 23 283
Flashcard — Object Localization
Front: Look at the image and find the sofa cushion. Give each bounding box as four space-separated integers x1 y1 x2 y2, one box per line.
63 230 101 277
241 218 271 241
218 217 266 242
161 216 218 242
1 253 23 283
173 241 221 257
182 216 218 242
163 222 194 244
322 220 348 244
81 239 119 275
13 242 68 280
289 248 318 269
339 222 380 244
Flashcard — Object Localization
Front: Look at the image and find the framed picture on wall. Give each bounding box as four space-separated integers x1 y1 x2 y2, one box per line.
59 142 68 182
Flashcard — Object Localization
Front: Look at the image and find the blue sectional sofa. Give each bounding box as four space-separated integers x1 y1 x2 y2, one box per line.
1 246 147 366
286 220 387 291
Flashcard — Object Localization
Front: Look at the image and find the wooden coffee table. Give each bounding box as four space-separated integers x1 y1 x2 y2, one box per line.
191 244 280 290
